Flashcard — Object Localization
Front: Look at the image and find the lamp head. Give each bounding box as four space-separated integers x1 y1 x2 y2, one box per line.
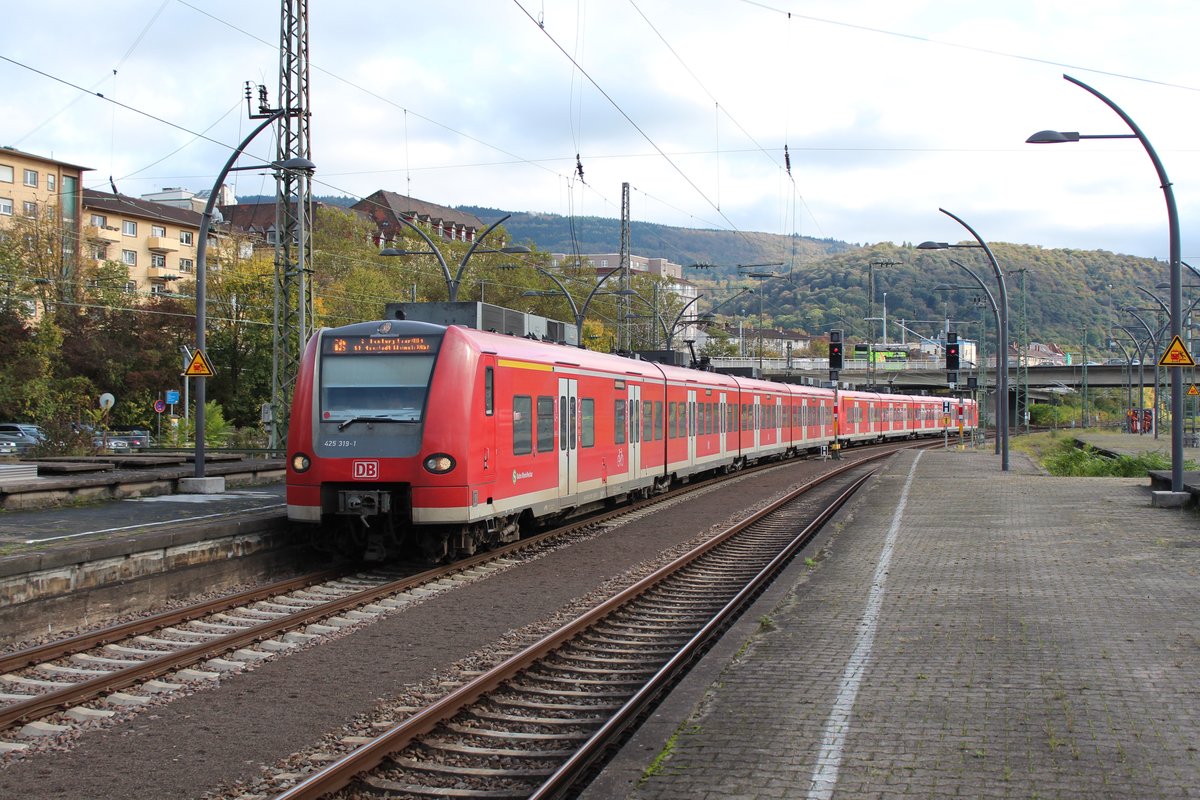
917 241 950 251
1026 130 1081 144
275 157 317 172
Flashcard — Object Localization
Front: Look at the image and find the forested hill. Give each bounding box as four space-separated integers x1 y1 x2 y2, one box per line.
457 206 852 268
252 196 1166 349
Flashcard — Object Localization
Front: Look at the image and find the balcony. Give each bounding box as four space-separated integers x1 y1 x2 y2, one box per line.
87 225 121 244
146 236 179 253
148 266 179 281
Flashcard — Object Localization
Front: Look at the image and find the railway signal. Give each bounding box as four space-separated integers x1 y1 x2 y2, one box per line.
829 329 843 380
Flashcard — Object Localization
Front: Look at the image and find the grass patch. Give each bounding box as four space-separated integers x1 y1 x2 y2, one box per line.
1017 433 1195 477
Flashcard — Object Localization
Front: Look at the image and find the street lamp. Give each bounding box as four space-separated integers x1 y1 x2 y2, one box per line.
1116 323 1151 434
517 264 633 345
380 214 531 302
1028 73 1185 495
917 208 1010 471
186 106 314 489
1123 305 1167 438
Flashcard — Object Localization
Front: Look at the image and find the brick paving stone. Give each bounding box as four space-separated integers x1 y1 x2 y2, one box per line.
595 447 1200 800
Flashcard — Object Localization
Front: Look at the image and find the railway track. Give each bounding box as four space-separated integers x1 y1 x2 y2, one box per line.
270 452 890 800
0 439 924 755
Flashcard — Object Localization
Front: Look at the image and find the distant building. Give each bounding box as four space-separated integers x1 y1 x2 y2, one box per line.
0 146 89 310
353 190 485 246
82 189 202 298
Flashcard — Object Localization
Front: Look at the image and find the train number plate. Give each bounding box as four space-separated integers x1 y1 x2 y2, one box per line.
352 460 380 480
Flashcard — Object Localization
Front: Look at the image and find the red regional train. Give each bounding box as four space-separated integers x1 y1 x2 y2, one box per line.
287 320 978 561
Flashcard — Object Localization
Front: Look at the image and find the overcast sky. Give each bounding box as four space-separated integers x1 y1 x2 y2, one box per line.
4 0 1200 264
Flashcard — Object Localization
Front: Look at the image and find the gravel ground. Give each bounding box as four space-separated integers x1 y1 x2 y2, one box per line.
0 458 831 800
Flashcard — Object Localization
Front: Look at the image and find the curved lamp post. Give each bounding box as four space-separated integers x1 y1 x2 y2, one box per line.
944 259 1002 454
1123 305 1167 438
190 108 315 485
1116 324 1151 434
381 214 531 302
520 265 633 344
1028 73 1184 492
918 208 1010 471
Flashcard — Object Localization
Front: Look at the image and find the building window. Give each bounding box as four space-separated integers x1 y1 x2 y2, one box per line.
122 220 137 236
179 258 193 273
22 169 37 188
121 250 137 266
90 213 107 227
0 165 12 183
180 231 193 246
124 281 137 294
91 244 108 260
151 253 166 268
151 225 166 238
46 174 56 193
0 198 11 216
22 201 37 217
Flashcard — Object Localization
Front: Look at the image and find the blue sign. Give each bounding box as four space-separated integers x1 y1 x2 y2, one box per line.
166 390 180 404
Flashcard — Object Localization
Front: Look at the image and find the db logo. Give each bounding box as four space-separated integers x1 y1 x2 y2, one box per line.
352 460 380 480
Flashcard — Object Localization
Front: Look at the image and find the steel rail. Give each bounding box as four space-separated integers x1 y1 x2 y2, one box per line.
273 450 895 800
1 438 924 733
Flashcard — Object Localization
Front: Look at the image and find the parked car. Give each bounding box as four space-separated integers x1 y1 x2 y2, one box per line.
0 423 45 454
94 435 131 452
110 427 155 451
0 434 20 456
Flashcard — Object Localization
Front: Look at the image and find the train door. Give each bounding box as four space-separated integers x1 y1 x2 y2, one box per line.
557 377 578 498
628 383 642 478
687 389 697 463
480 356 497 486
718 392 728 457
753 395 761 450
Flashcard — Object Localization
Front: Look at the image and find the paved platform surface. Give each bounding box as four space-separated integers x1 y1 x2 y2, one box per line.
584 447 1200 799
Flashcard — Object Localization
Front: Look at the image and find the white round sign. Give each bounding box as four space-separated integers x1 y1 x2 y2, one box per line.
99 393 116 410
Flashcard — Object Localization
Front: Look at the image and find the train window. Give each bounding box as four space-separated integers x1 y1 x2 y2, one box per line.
654 402 663 440
630 400 639 443
570 398 577 450
642 401 653 442
319 353 435 423
581 399 595 447
513 396 533 455
706 403 714 435
727 405 734 434
668 402 677 439
537 396 555 452
614 400 626 445
560 397 568 451
485 367 494 416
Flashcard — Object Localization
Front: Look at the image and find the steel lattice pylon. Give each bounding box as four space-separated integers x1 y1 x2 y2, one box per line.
270 0 312 450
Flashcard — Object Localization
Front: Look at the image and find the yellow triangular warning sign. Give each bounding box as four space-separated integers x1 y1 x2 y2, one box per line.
1189 385 1200 397
1159 335 1195 367
183 349 216 377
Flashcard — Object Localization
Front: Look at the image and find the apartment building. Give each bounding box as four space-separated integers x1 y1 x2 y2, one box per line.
0 146 89 274
81 189 202 297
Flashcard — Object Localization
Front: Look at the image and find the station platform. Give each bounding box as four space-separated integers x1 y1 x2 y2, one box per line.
584 446 1200 799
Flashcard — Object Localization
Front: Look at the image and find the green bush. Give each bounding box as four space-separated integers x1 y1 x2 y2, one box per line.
1042 441 1183 477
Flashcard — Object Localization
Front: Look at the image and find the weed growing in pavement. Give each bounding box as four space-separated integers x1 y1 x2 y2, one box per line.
1037 438 1196 477
640 729 680 781
757 615 775 631
804 556 817 568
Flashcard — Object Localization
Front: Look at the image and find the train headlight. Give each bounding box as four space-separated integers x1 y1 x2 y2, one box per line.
423 453 456 474
291 453 311 473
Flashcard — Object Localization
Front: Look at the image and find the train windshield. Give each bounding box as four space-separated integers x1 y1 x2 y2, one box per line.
319 335 439 423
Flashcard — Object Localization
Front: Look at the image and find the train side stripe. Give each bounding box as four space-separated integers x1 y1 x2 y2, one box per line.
497 358 554 371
